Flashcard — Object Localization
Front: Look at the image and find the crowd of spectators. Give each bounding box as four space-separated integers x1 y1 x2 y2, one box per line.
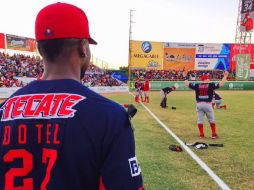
0 52 43 87
82 65 124 86
82 73 123 87
132 69 236 81
0 52 124 87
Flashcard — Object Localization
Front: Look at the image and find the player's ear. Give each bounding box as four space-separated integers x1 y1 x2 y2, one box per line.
78 39 89 58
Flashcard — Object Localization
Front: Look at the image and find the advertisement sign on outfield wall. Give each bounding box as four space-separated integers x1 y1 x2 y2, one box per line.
195 44 230 70
6 34 37 52
130 40 163 70
250 64 254 80
230 44 254 70
163 43 196 70
0 86 129 99
129 81 254 91
236 54 251 80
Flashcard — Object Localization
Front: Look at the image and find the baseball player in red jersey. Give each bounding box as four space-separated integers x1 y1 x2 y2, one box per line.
184 71 229 139
241 12 254 32
143 78 150 103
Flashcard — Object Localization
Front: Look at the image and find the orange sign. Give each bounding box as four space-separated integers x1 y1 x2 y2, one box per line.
163 48 196 70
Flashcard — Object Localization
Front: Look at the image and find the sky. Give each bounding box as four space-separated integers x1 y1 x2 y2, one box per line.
0 0 240 69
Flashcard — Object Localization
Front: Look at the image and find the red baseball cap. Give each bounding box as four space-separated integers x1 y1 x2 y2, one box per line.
35 2 97 44
200 75 210 81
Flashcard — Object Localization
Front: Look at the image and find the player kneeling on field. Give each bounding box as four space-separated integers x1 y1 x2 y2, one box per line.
212 91 226 109
184 71 229 139
160 86 177 108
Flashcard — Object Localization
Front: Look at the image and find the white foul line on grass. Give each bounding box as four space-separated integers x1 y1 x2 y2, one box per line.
130 93 231 190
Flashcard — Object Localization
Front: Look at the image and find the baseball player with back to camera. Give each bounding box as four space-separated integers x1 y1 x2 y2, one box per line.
0 3 144 190
184 71 229 139
160 86 177 108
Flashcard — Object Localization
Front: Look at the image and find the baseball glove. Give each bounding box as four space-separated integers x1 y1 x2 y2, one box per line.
169 144 183 152
127 104 137 118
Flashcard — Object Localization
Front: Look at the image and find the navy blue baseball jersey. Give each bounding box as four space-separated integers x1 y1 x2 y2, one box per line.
0 79 143 190
162 87 173 94
135 82 142 89
213 92 222 100
189 82 220 102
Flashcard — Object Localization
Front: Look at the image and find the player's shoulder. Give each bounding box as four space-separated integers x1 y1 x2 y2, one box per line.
54 80 125 119
83 87 123 107
77 87 130 132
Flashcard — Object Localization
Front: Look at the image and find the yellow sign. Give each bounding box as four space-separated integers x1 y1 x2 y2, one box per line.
130 40 163 69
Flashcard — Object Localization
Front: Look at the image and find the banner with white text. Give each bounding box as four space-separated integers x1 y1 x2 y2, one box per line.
195 44 230 70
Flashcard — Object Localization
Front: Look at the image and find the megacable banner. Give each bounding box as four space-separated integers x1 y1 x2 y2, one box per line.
130 40 163 70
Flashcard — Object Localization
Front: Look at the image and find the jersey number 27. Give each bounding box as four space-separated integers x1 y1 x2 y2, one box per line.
3 148 57 190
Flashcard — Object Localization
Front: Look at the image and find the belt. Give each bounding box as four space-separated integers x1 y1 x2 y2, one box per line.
197 102 212 104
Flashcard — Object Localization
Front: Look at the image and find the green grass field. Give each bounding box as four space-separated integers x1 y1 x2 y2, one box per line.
104 91 254 190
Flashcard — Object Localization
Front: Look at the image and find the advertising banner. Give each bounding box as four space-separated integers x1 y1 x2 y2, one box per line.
230 44 254 70
240 0 254 32
6 34 37 52
89 86 129 94
130 40 163 70
251 70 254 78
163 43 196 70
236 54 251 80
250 64 254 80
129 81 189 91
0 86 129 99
0 33 5 49
242 0 254 13
129 81 254 91
195 44 230 70
164 42 196 49
0 87 20 99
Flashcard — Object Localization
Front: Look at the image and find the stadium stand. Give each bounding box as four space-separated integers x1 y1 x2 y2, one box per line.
0 52 124 87
132 69 236 81
82 64 125 86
